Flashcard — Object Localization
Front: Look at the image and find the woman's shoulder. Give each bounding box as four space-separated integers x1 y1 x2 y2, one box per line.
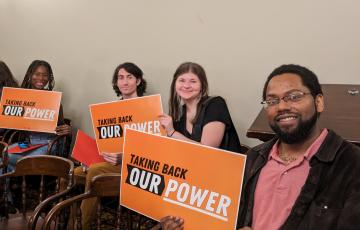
204 96 228 109
200 96 231 123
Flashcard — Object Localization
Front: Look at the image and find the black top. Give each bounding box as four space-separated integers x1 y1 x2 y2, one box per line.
173 96 241 153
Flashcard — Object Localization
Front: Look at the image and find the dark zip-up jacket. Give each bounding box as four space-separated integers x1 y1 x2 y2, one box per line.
237 130 360 230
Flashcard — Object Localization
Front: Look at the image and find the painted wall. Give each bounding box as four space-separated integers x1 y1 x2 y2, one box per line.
1 0 359 146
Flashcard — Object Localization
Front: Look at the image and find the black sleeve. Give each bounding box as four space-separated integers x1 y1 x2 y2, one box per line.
202 97 232 128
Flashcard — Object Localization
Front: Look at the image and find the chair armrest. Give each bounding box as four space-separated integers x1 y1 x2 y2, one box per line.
8 131 20 145
0 171 16 179
1 129 14 143
0 143 8 169
42 192 95 230
47 135 67 156
28 184 77 230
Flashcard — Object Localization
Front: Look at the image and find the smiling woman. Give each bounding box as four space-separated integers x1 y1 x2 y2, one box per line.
156 62 242 230
4 60 72 173
159 62 241 152
21 60 55 90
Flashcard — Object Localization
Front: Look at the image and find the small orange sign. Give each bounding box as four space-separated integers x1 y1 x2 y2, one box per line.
0 87 62 133
89 94 165 154
120 129 246 230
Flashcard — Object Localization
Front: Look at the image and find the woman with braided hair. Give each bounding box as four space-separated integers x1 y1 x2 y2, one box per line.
6 60 71 172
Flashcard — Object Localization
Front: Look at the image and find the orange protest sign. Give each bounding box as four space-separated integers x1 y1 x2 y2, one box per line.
89 94 165 154
120 129 247 230
0 87 62 133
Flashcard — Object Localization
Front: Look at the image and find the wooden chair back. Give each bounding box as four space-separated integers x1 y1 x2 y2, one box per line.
47 135 71 158
0 141 8 215
47 117 73 158
43 173 121 230
0 155 74 229
10 155 73 179
0 141 8 171
1 130 18 144
7 131 20 145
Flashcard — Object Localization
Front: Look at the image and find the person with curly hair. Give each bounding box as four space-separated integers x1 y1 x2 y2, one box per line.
73 62 147 229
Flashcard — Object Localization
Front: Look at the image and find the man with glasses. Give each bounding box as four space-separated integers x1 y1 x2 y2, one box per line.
237 64 360 230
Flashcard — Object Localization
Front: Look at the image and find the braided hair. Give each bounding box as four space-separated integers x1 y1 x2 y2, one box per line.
21 60 55 91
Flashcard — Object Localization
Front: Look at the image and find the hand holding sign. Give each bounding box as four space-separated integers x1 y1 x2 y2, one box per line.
0 87 62 133
55 124 71 136
159 216 185 230
120 129 246 230
102 152 122 165
158 114 175 137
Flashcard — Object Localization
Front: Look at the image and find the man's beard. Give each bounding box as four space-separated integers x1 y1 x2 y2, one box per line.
269 111 318 144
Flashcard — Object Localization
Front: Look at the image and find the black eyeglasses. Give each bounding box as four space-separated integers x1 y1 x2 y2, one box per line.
261 91 311 108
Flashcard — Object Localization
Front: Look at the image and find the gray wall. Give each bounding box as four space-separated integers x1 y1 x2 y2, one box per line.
1 0 359 146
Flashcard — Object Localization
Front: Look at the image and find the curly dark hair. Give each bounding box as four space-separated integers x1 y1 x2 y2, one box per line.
21 60 55 91
111 62 147 97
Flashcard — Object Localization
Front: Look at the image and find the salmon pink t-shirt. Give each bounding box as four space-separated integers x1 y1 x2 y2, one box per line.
252 129 328 230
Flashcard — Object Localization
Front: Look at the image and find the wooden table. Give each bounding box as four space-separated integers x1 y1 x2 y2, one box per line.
246 84 360 146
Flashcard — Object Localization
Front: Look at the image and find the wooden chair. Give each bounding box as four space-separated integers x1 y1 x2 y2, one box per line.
3 117 73 158
7 131 21 145
0 141 8 173
0 141 9 216
43 173 121 230
0 155 74 230
4 132 71 159
45 117 73 158
69 170 156 230
56 118 73 159
1 129 19 144
47 134 71 158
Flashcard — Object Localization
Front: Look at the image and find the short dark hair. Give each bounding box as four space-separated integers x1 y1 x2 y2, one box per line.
112 62 147 97
21 60 54 91
263 64 323 100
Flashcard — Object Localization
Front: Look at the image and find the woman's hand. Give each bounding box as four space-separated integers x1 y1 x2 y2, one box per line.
159 216 184 230
55 124 72 136
102 152 122 165
158 114 175 137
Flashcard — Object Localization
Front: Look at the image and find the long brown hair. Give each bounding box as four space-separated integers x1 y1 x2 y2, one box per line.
0 60 18 88
21 60 55 90
169 62 209 122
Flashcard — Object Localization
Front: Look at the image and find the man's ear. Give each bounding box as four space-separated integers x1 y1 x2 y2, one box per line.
137 79 141 86
315 94 324 113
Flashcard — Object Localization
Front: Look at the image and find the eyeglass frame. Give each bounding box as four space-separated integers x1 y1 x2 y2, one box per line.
261 91 312 108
